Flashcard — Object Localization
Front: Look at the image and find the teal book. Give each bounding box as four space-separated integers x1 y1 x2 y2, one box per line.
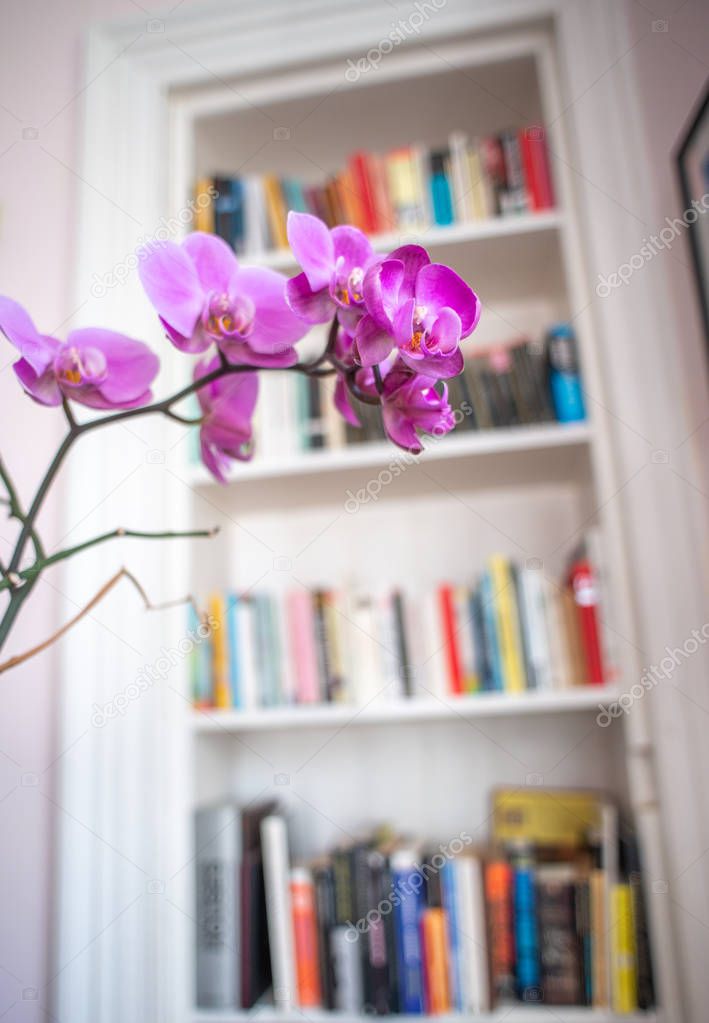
226 593 241 708
480 570 504 691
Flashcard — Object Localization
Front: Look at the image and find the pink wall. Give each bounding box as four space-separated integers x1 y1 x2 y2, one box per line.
0 0 706 1018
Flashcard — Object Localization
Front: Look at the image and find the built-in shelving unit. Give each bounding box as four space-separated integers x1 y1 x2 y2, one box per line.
193 1012 656 1023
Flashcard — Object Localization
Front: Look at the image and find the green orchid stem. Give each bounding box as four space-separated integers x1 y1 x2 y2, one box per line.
0 317 358 655
0 526 218 594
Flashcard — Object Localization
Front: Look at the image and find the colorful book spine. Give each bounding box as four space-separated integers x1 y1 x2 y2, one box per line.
209 592 230 709
485 860 515 1002
420 907 451 1013
513 860 540 1000
611 883 638 1014
391 851 425 1013
290 868 322 1007
440 860 463 1011
489 555 527 692
569 558 605 684
438 584 464 695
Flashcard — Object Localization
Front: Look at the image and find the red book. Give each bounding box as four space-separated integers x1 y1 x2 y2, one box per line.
290 868 322 1007
438 584 464 695
348 152 378 233
519 129 543 210
568 558 605 685
525 129 554 209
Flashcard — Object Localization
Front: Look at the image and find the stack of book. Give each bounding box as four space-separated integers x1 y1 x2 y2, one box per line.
192 125 555 255
194 787 655 1014
191 536 613 711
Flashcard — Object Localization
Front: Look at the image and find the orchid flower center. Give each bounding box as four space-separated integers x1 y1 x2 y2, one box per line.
406 304 429 354
333 261 365 306
55 345 107 387
203 292 254 341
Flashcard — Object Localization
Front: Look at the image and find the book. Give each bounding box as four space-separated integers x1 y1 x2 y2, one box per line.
512 852 541 1001
610 883 638 1013
261 815 297 1010
569 557 606 685
420 907 451 1013
390 848 425 1013
438 584 464 695
240 801 278 1008
488 555 527 692
291 867 322 1007
537 863 582 1004
485 860 515 1003
454 852 490 1013
194 804 240 1008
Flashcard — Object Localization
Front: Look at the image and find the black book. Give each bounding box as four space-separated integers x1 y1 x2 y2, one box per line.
350 843 374 1009
365 850 393 1014
622 833 656 1010
313 862 337 1010
392 591 413 698
240 800 278 1009
574 878 592 1006
536 864 582 1005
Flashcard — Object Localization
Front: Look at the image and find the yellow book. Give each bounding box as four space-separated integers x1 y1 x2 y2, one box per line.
611 883 638 1014
492 787 602 846
194 176 215 233
590 868 610 1007
208 592 230 709
488 555 526 692
263 175 288 248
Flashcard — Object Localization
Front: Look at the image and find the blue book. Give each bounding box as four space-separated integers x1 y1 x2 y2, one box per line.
470 589 492 690
513 864 540 999
429 151 454 225
282 179 308 214
440 860 463 1011
391 854 425 1014
480 571 504 691
226 593 241 708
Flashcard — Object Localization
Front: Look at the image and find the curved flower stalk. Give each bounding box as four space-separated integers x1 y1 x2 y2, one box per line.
0 211 480 669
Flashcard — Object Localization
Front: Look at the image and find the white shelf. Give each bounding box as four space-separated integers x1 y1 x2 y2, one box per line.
185 422 592 488
191 687 618 734
242 210 564 270
193 1009 655 1023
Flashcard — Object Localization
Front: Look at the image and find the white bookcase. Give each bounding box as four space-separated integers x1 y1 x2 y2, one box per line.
166 21 655 1023
55 3 709 1023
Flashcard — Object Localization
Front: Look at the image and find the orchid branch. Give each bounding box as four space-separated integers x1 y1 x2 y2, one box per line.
0 566 203 675
0 525 219 593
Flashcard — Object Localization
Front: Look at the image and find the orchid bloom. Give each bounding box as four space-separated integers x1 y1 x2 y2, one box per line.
138 232 308 367
0 296 159 409
194 356 259 483
380 361 455 452
285 212 375 329
355 244 480 379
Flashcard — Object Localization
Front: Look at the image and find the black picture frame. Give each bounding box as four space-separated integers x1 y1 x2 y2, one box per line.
676 80 709 347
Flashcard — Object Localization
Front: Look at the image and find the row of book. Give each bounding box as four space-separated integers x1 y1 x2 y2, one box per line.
199 326 586 464
192 126 555 255
191 539 612 711
195 787 655 1013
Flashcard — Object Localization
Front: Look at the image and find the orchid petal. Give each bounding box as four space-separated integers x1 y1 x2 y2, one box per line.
400 345 464 380
331 225 372 273
354 313 394 367
138 240 203 339
334 375 361 427
287 212 334 291
183 231 239 294
387 245 430 299
427 307 462 355
382 406 422 452
363 259 404 330
0 296 58 374
231 266 308 352
285 272 333 324
68 328 159 406
415 264 480 335
13 358 62 406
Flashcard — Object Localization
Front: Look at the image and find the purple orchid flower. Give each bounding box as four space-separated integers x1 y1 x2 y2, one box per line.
285 212 376 329
355 244 481 379
379 360 455 453
195 356 259 483
138 232 308 366
0 296 159 409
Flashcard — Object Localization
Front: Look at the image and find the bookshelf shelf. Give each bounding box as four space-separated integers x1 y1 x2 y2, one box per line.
191 688 617 734
239 210 564 271
193 1010 656 1023
185 421 592 488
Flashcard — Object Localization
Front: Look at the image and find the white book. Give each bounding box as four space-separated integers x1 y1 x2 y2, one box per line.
236 597 259 710
261 815 297 1011
330 925 364 1012
346 592 384 704
519 567 553 691
543 576 571 690
454 853 490 1014
402 590 427 698
449 131 474 222
420 590 448 699
273 592 296 705
376 590 404 701
244 176 270 254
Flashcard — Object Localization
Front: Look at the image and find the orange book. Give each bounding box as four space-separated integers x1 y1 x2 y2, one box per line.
263 175 288 248
421 907 451 1013
290 868 321 1007
485 860 515 1003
